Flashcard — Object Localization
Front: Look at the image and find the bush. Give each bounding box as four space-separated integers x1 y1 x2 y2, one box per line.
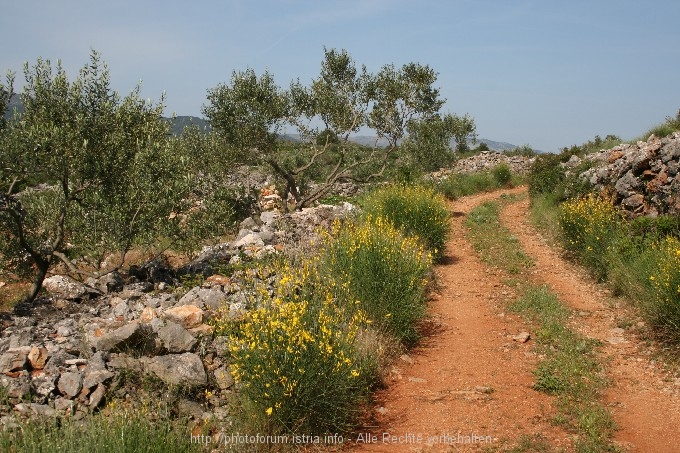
559 194 621 280
528 153 565 196
221 260 377 435
647 236 680 342
321 216 432 345
491 163 512 186
360 184 449 257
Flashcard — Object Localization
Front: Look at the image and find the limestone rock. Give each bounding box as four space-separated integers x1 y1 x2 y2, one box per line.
164 305 204 329
142 353 207 387
43 275 88 300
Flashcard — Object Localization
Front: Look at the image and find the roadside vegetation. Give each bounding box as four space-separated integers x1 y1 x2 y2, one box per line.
528 115 680 347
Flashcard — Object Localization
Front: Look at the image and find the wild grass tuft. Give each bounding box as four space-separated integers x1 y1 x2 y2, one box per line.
0 402 198 453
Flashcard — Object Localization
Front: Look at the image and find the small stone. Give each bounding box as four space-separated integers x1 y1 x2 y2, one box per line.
142 353 207 387
0 351 27 373
158 322 197 353
164 305 204 329
512 332 531 343
82 369 114 389
213 366 234 390
31 374 57 397
53 397 75 414
139 306 157 323
407 377 427 383
89 383 106 409
27 347 49 370
64 358 88 366
57 372 83 398
611 327 625 335
474 386 494 394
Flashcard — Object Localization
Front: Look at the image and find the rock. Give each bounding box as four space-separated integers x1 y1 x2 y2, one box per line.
57 372 83 398
139 306 157 323
142 353 207 387
91 271 124 294
92 321 155 353
82 368 114 389
53 397 75 414
164 305 204 329
31 374 57 397
512 332 531 343
213 365 234 390
178 287 226 311
260 211 280 226
233 233 265 249
43 275 88 300
88 383 106 409
15 403 57 417
0 351 27 373
158 322 197 353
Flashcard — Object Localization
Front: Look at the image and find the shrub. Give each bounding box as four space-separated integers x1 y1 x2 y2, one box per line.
321 216 432 345
360 184 449 257
222 260 376 435
491 163 512 186
528 153 565 196
559 194 621 280
647 236 680 341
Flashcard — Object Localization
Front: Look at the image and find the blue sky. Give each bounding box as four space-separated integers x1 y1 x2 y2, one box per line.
2 0 679 152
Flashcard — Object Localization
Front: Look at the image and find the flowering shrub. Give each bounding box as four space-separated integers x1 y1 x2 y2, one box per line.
648 236 680 339
360 184 449 258
217 260 376 434
559 193 621 279
321 215 432 345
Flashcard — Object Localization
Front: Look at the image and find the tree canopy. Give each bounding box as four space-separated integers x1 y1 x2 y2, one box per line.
204 48 476 209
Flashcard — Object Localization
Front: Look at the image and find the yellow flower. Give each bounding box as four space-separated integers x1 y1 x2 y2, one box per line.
266 407 273 416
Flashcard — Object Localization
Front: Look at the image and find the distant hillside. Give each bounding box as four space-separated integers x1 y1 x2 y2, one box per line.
2 103 524 152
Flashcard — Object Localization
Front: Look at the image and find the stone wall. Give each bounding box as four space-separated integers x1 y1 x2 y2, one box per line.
572 132 680 217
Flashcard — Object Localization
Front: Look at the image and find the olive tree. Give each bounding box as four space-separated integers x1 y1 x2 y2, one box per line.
0 51 196 304
203 48 476 210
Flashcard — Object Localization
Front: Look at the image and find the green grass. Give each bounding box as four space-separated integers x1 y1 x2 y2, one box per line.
465 200 534 274
435 165 519 201
0 403 199 453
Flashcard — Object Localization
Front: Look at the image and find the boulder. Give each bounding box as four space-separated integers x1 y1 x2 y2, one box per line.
164 305 204 329
142 353 207 387
43 275 88 300
91 321 154 353
158 322 197 353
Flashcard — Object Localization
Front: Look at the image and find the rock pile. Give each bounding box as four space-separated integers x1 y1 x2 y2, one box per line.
452 151 536 175
425 151 536 182
571 132 680 216
0 201 356 426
